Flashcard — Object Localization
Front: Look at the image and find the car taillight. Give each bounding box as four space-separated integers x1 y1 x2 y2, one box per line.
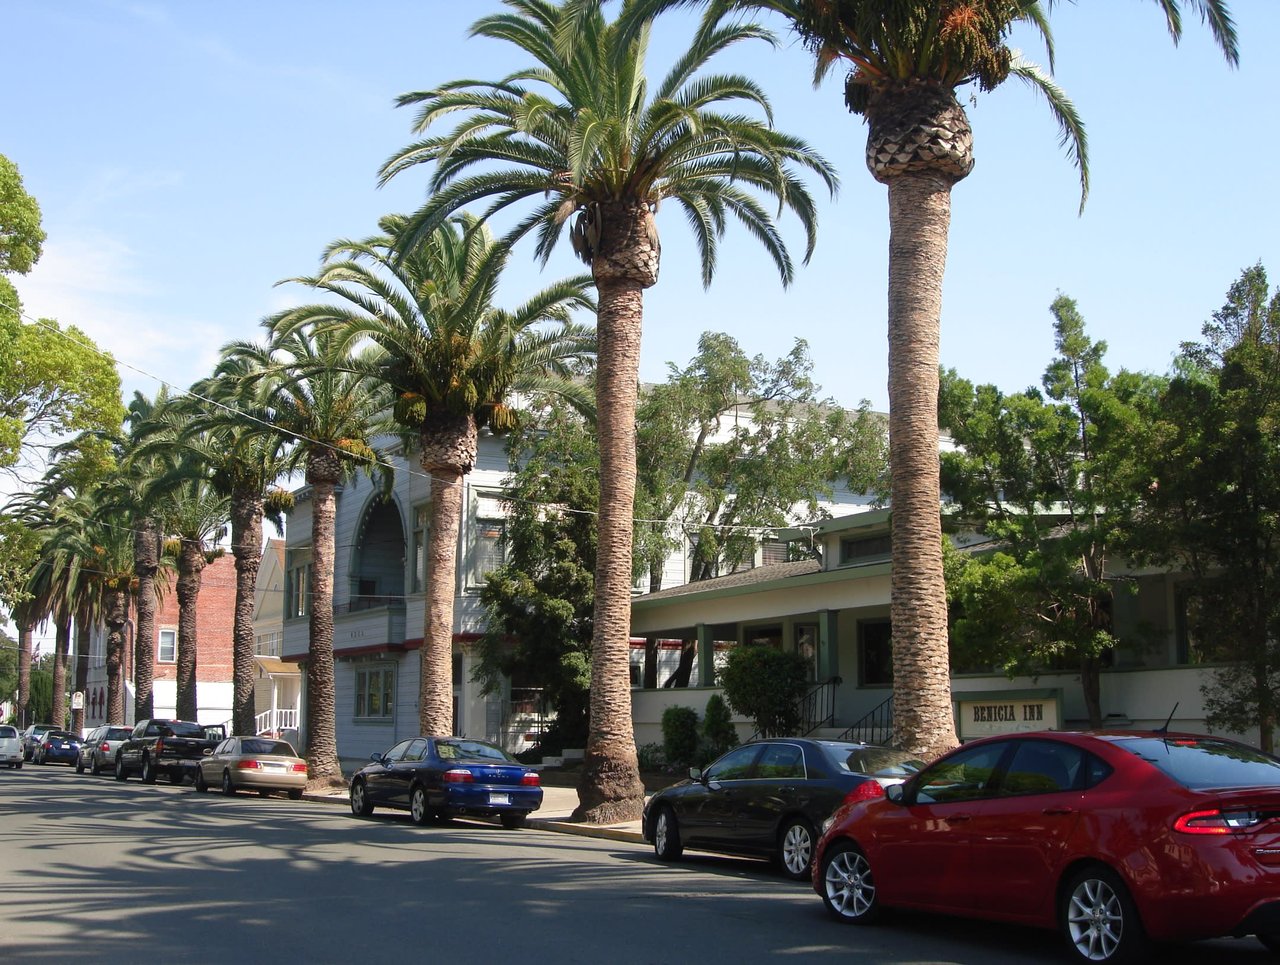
442 769 474 783
291 763 308 773
42 741 51 749
842 781 887 806
236 760 262 770
154 738 164 755
100 743 110 753
521 772 541 786
1175 808 1264 834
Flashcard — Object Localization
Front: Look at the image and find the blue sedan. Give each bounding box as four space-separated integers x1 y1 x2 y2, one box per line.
350 737 542 829
34 730 82 766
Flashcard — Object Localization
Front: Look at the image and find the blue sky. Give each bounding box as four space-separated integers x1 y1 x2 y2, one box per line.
7 0 1278 416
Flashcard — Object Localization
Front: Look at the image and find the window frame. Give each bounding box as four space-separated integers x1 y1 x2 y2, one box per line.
157 628 177 664
354 664 395 721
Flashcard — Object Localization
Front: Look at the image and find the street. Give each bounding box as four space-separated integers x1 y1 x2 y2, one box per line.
0 766 1273 965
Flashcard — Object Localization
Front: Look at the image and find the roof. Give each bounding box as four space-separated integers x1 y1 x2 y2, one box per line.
636 559 822 604
254 656 298 676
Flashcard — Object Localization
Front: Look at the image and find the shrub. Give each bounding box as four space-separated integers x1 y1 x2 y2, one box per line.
718 645 809 737
661 705 700 768
637 742 666 770
701 693 738 758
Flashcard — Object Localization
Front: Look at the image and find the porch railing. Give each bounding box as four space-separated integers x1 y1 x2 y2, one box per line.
749 676 841 741
837 694 893 746
255 707 299 736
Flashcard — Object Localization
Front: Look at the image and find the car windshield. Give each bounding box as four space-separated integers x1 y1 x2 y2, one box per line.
1117 736 1280 789
241 739 296 757
436 740 513 763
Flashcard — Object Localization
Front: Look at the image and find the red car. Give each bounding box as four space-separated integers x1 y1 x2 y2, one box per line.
813 730 1280 963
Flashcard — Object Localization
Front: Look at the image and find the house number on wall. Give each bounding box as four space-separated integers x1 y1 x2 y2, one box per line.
349 630 365 640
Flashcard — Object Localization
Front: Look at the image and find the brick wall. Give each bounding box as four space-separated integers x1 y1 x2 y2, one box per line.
153 554 237 684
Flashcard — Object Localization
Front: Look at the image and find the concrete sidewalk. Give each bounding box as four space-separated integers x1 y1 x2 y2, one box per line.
303 782 647 845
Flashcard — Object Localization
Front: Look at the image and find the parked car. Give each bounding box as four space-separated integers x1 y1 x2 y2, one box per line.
642 738 924 880
20 723 55 761
33 730 82 765
115 719 225 784
194 736 307 799
814 730 1280 963
0 725 23 768
76 725 134 775
349 736 543 828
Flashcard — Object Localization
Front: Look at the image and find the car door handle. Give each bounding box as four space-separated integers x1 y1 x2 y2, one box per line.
947 813 972 823
1043 806 1075 816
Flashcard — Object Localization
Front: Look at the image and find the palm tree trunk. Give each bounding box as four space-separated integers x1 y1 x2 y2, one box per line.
51 612 71 728
16 620 32 727
71 603 90 734
885 171 958 762
133 518 160 720
421 467 464 737
231 492 265 736
305 453 341 788
575 201 655 823
105 587 128 724
175 539 205 721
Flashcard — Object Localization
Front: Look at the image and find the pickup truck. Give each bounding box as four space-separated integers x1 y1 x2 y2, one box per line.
115 719 227 785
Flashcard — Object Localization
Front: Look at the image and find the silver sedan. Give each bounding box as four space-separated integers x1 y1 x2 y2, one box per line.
194 736 308 799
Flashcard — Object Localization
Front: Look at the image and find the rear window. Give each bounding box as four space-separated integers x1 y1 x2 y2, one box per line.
241 739 296 757
47 731 77 741
106 728 133 740
835 746 926 778
160 721 206 738
1117 737 1280 789
0 726 16 738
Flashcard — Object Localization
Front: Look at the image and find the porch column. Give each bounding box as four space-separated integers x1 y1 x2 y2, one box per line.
696 623 714 687
818 609 840 681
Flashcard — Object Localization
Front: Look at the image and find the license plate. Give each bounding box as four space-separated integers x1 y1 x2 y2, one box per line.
489 793 511 805
261 762 285 770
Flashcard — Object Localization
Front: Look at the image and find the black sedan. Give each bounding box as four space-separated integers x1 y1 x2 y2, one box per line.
642 738 923 880
349 736 543 829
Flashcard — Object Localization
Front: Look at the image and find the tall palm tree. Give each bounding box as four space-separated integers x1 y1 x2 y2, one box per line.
229 324 391 788
177 359 293 737
269 213 594 739
380 0 835 823
632 0 1238 760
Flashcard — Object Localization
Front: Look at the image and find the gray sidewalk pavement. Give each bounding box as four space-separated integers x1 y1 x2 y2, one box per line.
302 782 647 845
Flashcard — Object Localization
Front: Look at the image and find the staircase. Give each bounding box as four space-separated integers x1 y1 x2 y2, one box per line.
837 694 893 746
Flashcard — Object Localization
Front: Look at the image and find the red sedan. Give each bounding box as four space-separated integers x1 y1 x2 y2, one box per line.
813 730 1280 963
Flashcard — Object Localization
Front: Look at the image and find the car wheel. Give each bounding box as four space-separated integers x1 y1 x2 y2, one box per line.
653 806 683 861
90 755 102 776
350 779 374 817
500 811 527 830
140 756 156 784
14 761 21 769
220 770 238 796
410 785 431 825
820 841 881 924
778 817 816 881
1257 933 1280 953
194 768 208 793
75 757 85 774
288 788 303 801
115 755 128 781
1061 865 1149 964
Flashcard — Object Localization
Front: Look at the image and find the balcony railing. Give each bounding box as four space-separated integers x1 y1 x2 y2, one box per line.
335 595 404 615
255 707 300 736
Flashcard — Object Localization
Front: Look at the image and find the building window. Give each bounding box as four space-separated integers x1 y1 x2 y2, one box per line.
158 628 177 664
840 534 891 566
354 666 394 719
287 560 311 618
255 631 281 657
471 518 507 586
412 505 428 593
859 620 892 686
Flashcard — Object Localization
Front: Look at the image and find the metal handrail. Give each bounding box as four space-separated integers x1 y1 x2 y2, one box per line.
837 694 894 745
748 676 841 741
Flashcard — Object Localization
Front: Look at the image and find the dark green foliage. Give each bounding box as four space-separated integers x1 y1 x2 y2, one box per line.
661 705 700 768
700 692 738 758
718 645 809 738
28 667 52 726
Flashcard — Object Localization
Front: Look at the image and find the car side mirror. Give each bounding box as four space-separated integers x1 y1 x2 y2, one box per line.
688 767 703 782
885 783 906 805
370 752 385 764
202 748 213 757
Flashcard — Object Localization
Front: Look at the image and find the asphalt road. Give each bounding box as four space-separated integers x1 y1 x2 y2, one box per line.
0 765 1273 965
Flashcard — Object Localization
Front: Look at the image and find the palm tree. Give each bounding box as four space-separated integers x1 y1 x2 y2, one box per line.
631 0 1238 760
179 358 294 737
229 324 391 788
269 213 594 739
380 0 835 823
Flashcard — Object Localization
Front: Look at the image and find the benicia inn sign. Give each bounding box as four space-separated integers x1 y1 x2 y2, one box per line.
956 689 1062 741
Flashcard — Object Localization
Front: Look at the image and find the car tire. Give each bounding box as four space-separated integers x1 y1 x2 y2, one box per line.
1257 933 1280 953
76 757 85 774
819 840 881 925
653 806 683 861
90 755 102 776
410 785 431 825
1060 865 1149 965
288 789 303 801
194 768 208 793
140 756 156 785
14 761 21 770
115 755 127 781
778 816 816 881
350 779 374 817
221 771 236 796
500 811 527 830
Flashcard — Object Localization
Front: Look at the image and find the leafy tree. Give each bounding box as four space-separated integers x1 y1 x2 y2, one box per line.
1129 266 1280 751
700 692 738 759
380 0 836 824
718 644 808 737
0 630 17 719
270 213 594 740
940 295 1158 726
633 0 1238 761
0 154 45 276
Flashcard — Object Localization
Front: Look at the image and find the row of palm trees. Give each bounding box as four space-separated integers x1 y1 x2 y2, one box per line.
9 0 1239 819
